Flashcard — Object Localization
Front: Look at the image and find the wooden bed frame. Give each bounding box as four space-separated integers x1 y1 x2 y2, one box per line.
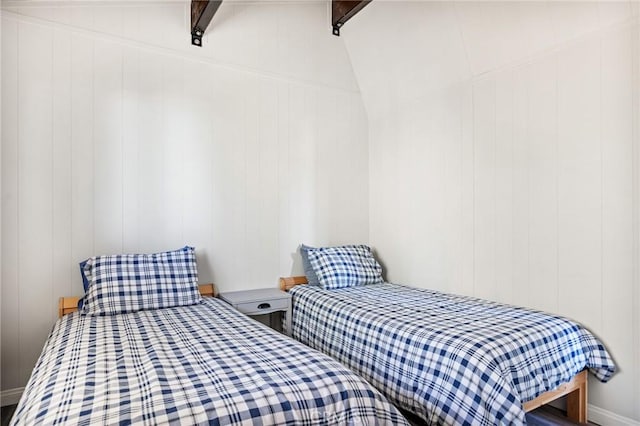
279 276 588 423
58 283 217 318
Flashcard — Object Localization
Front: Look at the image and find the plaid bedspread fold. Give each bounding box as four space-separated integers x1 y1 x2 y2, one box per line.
290 283 616 425
12 298 407 425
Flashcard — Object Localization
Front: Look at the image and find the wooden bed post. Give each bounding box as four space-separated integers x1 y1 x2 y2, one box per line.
279 276 308 291
522 370 588 422
566 374 587 423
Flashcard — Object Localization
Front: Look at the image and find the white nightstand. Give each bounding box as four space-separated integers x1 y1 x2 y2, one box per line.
219 288 292 335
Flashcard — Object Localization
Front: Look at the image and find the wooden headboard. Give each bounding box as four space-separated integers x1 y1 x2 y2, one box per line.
279 276 308 291
58 283 217 318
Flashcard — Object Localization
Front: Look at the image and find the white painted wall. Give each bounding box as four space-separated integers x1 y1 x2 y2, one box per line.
1 2 368 392
344 1 639 423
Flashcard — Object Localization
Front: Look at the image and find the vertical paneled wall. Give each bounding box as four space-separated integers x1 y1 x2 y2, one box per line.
1 4 368 392
468 26 635 420
346 2 639 422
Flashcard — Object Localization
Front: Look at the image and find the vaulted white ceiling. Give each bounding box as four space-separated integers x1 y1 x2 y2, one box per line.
3 1 636 120
342 1 636 119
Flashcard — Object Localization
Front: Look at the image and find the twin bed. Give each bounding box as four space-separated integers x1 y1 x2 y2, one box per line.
12 247 406 425
280 278 615 425
281 244 616 425
12 245 616 425
13 285 407 425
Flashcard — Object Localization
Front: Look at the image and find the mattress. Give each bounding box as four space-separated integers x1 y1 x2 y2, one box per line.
12 297 407 425
289 283 615 425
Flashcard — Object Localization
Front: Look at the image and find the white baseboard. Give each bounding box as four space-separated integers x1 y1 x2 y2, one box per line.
589 404 640 426
1 387 24 407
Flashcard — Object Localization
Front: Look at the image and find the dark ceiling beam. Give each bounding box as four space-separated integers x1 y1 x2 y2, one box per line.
332 0 372 36
191 0 223 47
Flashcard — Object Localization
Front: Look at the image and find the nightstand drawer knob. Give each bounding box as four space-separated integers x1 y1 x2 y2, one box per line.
258 303 271 310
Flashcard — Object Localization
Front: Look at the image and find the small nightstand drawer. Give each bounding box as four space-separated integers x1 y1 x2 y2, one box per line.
218 288 292 335
235 298 289 315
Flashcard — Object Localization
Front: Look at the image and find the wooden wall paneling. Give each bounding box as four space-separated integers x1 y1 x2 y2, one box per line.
493 71 515 305
338 91 364 244
229 73 248 286
93 39 123 256
1 16 20 391
243 77 261 288
182 62 214 282
70 35 94 292
442 86 464 294
315 90 335 242
526 57 559 313
557 39 603 331
594 25 635 416
208 69 242 291
438 95 455 288
122 47 141 254
635 16 640 424
367 122 383 269
348 94 370 244
277 81 294 276
396 106 419 280
52 28 73 300
510 69 530 309
415 96 444 288
337 91 358 242
287 85 317 246
136 52 164 252
459 83 475 297
379 110 406 282
255 81 280 286
378 114 400 279
161 56 185 248
472 77 497 300
18 21 54 383
396 103 418 283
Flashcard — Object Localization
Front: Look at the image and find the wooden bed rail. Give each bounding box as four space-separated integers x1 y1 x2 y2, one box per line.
58 283 217 318
279 276 308 291
522 369 587 422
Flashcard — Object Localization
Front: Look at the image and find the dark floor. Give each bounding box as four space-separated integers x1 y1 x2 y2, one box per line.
398 405 591 426
1 405 16 426
2 403 593 425
526 406 591 426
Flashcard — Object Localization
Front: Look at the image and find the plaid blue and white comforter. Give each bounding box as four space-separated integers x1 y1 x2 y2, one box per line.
12 298 408 425
290 283 616 425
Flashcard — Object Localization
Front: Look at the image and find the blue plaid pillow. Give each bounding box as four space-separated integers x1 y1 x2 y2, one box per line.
79 246 201 315
300 244 321 286
306 245 383 289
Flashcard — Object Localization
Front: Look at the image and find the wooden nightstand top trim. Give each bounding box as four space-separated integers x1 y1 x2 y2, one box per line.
218 288 290 305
